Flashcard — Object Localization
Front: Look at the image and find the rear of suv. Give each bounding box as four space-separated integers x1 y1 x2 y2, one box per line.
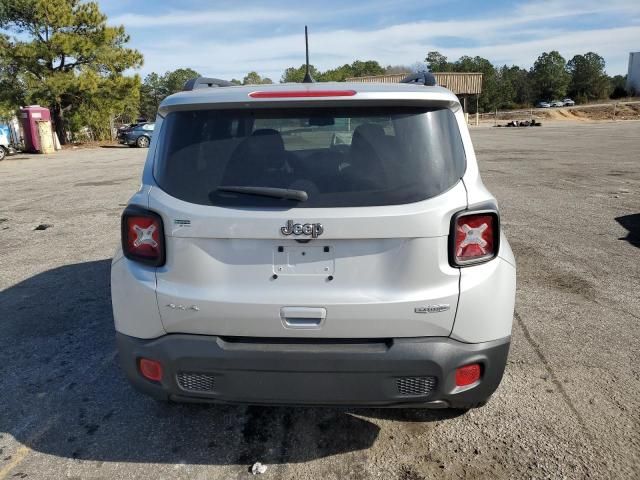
111 78 516 410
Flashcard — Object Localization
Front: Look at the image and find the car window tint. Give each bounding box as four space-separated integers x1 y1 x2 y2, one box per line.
154 107 466 208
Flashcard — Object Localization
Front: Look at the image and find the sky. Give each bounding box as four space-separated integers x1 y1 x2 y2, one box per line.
99 0 640 81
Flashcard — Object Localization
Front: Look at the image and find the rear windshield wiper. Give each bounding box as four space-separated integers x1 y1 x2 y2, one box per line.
216 186 308 202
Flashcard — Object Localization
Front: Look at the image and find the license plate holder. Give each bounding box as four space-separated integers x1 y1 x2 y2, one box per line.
273 246 334 275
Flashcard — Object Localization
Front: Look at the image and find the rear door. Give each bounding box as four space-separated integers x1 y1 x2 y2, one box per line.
149 105 467 338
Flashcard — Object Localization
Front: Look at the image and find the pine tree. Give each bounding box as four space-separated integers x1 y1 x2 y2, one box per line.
0 0 143 142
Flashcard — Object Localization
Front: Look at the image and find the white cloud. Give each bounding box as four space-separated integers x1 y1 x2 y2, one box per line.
129 0 640 78
514 0 639 18
110 0 423 28
111 8 302 28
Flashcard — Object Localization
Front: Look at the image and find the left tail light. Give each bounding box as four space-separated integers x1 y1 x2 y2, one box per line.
121 207 165 267
450 210 499 267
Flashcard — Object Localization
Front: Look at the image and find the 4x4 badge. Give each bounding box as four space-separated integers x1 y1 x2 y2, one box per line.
281 220 324 238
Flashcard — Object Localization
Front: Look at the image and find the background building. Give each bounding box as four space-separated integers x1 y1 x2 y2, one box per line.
346 72 483 111
627 52 640 95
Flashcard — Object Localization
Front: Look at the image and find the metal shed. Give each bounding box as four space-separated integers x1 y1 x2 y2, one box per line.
346 72 483 95
346 72 483 114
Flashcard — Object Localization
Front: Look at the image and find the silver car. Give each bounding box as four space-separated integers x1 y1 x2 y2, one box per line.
111 78 516 410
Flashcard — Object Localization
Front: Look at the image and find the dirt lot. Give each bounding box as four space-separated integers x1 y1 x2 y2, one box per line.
0 122 639 479
484 101 640 124
537 103 640 121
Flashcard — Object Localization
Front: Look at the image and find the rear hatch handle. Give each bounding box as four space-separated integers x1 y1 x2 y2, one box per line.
280 307 326 329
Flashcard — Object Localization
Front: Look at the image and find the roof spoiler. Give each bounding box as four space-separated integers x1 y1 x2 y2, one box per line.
400 72 437 86
183 77 234 91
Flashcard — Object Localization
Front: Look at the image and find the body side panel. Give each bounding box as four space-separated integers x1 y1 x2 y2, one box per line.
111 257 166 339
450 256 516 343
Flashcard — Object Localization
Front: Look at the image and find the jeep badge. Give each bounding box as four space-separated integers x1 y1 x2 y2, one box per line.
281 220 324 238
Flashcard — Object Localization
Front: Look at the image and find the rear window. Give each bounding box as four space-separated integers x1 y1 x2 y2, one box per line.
154 107 465 208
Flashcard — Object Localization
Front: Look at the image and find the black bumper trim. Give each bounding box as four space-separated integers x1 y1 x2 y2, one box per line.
116 333 510 409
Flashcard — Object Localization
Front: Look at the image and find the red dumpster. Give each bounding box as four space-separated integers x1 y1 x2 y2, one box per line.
20 106 52 153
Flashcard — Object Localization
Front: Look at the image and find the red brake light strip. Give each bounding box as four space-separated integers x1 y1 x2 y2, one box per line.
249 90 357 99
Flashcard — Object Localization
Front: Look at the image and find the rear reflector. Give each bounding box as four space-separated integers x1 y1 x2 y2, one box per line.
249 90 357 99
455 363 481 387
139 358 163 382
121 207 165 267
451 211 499 266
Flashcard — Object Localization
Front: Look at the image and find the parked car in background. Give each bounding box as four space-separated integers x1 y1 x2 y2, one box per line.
563 98 575 107
118 122 155 148
550 100 564 108
535 101 551 108
0 123 19 161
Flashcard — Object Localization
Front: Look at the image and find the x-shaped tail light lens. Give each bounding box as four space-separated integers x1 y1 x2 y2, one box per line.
122 208 165 266
451 212 498 266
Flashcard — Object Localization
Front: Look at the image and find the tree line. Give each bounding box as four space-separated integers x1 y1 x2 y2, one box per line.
279 52 629 113
425 50 627 112
0 0 633 143
0 0 142 143
137 70 275 119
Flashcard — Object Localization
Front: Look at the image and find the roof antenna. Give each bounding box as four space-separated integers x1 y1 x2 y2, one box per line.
302 25 314 83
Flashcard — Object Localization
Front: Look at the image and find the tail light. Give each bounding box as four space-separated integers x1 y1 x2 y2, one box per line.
450 210 499 266
121 207 165 266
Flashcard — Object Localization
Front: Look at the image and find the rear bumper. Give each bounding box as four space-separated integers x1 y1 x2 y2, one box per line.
116 333 510 409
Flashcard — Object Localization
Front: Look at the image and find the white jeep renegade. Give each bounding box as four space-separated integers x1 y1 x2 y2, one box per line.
111 76 516 410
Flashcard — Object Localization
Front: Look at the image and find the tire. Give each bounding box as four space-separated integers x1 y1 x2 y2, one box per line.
0 147 6 161
136 136 150 148
449 399 489 411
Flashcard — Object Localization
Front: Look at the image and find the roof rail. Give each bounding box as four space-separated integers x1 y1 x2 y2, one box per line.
400 72 437 87
183 77 234 91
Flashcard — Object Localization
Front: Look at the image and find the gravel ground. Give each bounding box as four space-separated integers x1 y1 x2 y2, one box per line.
0 122 638 480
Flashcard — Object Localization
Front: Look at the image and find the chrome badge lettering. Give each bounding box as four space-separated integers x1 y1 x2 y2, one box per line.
167 303 200 311
281 220 324 238
415 304 450 314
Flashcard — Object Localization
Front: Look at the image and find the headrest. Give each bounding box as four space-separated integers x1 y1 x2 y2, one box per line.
352 123 386 145
250 128 285 152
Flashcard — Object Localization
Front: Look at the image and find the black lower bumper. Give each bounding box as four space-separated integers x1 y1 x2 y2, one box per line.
116 333 510 409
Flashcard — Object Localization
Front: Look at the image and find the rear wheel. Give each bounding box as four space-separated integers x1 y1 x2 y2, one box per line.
136 136 150 148
0 146 7 161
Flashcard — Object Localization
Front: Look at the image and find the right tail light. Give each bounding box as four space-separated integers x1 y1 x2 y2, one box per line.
450 210 499 266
